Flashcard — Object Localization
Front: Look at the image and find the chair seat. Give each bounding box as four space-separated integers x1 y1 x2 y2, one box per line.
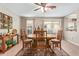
51 39 60 42
24 39 32 43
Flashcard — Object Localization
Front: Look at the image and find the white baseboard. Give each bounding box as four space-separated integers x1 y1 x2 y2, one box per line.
65 39 79 47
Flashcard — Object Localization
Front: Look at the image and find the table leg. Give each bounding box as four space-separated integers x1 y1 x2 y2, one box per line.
46 39 51 48
32 39 37 48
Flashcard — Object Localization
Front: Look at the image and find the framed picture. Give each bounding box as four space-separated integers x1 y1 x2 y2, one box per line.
66 18 77 31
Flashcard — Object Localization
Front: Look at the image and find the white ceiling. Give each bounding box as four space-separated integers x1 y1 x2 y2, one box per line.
0 3 79 17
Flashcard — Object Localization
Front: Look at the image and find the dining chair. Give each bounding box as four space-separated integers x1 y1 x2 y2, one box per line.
51 30 63 50
35 30 47 49
20 29 32 50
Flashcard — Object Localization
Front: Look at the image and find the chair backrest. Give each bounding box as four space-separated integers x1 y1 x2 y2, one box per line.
20 29 27 42
56 30 63 41
35 30 47 41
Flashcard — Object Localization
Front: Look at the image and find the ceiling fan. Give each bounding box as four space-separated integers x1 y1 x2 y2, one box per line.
34 3 56 12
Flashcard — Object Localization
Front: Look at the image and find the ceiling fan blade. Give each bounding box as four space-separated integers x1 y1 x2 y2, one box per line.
34 8 41 11
41 3 47 7
34 3 41 6
46 6 56 9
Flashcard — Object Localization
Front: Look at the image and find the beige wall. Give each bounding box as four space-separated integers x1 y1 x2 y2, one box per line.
64 13 79 46
0 5 20 34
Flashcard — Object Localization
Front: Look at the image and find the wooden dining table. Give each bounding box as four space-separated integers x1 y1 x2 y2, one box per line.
27 34 56 48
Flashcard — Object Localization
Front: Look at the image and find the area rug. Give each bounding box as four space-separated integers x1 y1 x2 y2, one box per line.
22 48 56 56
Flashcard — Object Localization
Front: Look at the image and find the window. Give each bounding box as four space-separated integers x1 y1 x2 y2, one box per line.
26 20 33 34
44 22 60 34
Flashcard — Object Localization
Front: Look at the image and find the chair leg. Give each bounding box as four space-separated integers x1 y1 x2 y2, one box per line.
29 43 31 48
30 42 32 49
55 43 58 47
22 43 24 50
60 43 61 50
53 43 54 50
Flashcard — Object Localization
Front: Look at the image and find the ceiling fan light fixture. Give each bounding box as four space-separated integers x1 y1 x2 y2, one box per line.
45 8 48 11
41 7 44 12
